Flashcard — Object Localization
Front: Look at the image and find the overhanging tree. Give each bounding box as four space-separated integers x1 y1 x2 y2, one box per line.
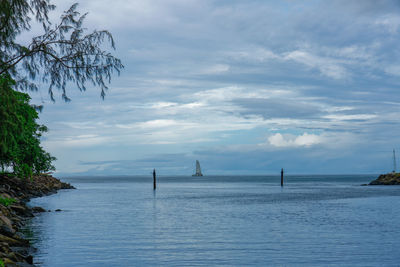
0 0 123 101
0 1 123 177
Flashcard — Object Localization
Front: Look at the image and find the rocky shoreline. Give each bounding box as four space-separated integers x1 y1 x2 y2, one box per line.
0 174 74 266
369 173 400 185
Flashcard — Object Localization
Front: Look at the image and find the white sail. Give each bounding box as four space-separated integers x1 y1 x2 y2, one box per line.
193 160 203 176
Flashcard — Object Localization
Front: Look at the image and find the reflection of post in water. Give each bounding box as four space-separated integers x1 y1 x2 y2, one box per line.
281 168 284 187
152 176 157 235
153 168 156 190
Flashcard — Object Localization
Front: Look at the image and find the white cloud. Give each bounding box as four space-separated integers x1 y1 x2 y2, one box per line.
76 0 204 30
323 114 377 121
375 15 400 34
384 65 400 77
137 119 196 129
284 50 348 79
191 86 293 102
268 133 323 148
150 102 177 109
227 48 280 62
199 64 230 74
44 134 111 148
181 102 205 108
61 122 97 129
324 106 355 112
333 45 375 60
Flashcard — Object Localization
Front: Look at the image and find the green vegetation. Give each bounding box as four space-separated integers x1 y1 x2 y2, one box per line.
0 75 55 178
0 196 17 207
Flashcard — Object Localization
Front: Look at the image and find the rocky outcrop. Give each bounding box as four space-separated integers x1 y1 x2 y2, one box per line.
0 174 74 266
369 173 400 185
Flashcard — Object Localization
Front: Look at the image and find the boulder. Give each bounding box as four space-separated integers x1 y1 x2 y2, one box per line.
0 215 13 232
0 225 15 237
32 206 46 213
25 254 33 264
0 234 29 247
9 205 33 217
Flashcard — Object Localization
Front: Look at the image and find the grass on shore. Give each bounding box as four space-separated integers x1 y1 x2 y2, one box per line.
0 196 16 206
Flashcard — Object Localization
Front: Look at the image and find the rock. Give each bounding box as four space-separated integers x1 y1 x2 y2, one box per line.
0 234 29 247
9 205 25 212
32 206 46 213
12 251 28 262
9 205 33 217
0 225 16 237
369 180 381 185
3 257 15 265
369 173 400 185
0 207 10 217
0 242 10 253
55 209 62 212
25 254 33 264
0 215 14 232
0 193 12 199
7 251 19 262
0 173 75 265
62 183 75 189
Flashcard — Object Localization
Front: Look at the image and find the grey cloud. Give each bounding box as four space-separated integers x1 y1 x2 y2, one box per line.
232 97 323 119
32 1 400 175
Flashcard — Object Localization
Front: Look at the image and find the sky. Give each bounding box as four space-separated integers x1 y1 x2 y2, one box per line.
24 0 400 176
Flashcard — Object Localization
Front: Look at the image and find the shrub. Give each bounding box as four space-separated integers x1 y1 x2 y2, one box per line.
0 75 56 178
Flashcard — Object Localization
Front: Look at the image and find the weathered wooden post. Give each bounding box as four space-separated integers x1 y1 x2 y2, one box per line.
281 168 284 187
153 169 156 190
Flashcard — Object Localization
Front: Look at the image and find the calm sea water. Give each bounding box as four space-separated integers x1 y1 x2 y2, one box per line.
26 175 400 266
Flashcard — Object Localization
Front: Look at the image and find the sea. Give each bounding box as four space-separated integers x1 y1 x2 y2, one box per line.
25 175 400 266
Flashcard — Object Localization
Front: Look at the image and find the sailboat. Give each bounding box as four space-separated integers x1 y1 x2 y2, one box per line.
192 160 203 176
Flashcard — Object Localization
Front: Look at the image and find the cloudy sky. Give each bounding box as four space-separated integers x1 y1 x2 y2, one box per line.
26 0 400 176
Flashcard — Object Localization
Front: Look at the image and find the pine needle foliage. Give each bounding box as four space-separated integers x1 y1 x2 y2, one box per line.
0 1 123 101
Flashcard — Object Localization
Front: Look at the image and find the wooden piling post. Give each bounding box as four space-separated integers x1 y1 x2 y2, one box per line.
281 168 284 187
153 169 156 190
